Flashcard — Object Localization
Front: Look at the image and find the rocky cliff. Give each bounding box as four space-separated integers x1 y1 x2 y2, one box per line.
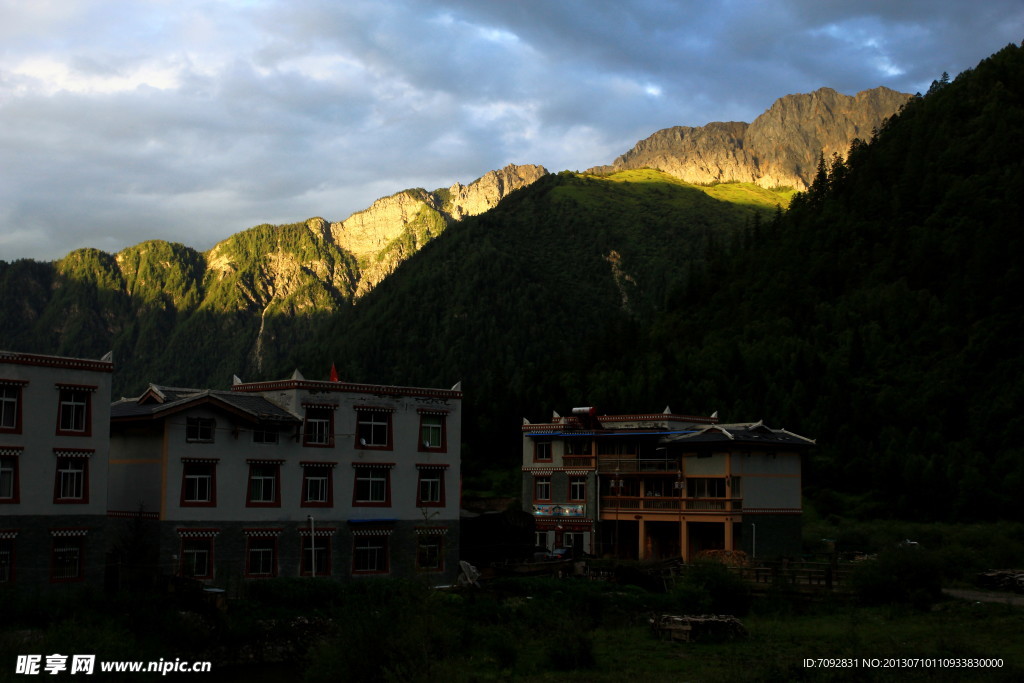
591 87 911 189
330 163 547 295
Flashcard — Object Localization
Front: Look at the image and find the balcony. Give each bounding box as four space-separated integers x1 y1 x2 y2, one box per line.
562 456 596 469
598 457 681 473
600 497 743 513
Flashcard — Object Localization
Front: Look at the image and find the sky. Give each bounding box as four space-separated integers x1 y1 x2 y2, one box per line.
1 1 1021 262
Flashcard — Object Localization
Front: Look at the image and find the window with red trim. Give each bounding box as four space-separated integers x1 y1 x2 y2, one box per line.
352 535 389 574
301 465 334 507
301 535 331 576
353 467 391 507
355 410 391 449
181 462 217 507
303 407 334 447
246 463 280 507
533 439 552 462
51 536 84 582
416 467 445 507
0 456 19 503
180 537 213 579
569 476 587 502
0 384 23 434
53 458 88 504
418 414 446 451
245 536 277 577
56 389 92 436
533 476 551 502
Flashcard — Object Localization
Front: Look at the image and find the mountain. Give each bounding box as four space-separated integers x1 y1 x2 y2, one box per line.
4 43 1021 523
589 86 911 189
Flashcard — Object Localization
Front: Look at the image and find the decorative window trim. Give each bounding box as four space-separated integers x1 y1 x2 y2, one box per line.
300 462 335 508
354 408 393 451
245 535 278 578
352 464 393 507
245 461 281 508
0 382 25 434
178 534 215 579
50 533 86 583
0 451 20 504
53 456 89 504
180 460 218 507
352 534 390 575
55 387 93 437
303 406 335 448
417 413 448 452
415 466 446 507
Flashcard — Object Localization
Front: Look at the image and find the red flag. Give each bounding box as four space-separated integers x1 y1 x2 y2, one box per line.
329 364 339 382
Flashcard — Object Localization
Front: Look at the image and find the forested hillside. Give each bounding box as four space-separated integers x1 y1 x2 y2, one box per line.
619 43 1024 521
1 44 1021 521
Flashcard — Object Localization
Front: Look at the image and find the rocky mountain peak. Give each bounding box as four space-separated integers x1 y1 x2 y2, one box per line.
592 86 911 189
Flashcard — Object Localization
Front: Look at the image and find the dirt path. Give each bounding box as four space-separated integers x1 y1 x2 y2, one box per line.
943 588 1024 607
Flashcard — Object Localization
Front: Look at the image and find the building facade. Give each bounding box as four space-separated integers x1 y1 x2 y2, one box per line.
109 372 461 587
521 407 813 561
1 351 114 588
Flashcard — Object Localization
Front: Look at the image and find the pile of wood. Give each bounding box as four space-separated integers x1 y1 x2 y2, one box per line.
694 549 751 567
976 569 1024 593
650 614 748 643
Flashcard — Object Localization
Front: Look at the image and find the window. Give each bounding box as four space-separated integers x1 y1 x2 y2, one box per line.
416 534 444 571
53 458 88 503
246 462 280 507
356 409 391 449
303 407 333 447
418 414 446 451
534 476 551 502
301 464 334 507
563 532 585 551
535 531 549 549
353 466 391 507
352 536 389 574
565 439 591 455
687 477 727 498
186 417 215 442
416 467 446 507
253 427 279 444
0 538 14 583
56 388 91 435
0 456 18 503
301 535 331 576
245 537 277 578
181 461 217 506
0 384 22 433
51 536 84 582
534 439 552 461
180 538 213 579
569 476 587 502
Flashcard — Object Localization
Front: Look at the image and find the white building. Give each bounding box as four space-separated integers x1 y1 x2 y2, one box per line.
1 350 114 587
109 372 461 586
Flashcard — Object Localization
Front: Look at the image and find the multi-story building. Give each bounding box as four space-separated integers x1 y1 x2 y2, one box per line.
109 371 461 586
521 407 813 561
1 350 114 588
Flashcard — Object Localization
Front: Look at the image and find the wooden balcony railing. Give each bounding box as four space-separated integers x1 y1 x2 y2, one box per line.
600 497 743 512
598 457 682 473
562 456 595 468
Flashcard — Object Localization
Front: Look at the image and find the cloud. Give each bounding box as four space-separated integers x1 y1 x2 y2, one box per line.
0 0 1022 260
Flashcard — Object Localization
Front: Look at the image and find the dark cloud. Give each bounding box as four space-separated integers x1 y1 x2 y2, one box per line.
1 0 1021 260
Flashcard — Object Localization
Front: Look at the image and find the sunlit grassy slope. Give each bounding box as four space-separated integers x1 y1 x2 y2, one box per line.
580 168 794 211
